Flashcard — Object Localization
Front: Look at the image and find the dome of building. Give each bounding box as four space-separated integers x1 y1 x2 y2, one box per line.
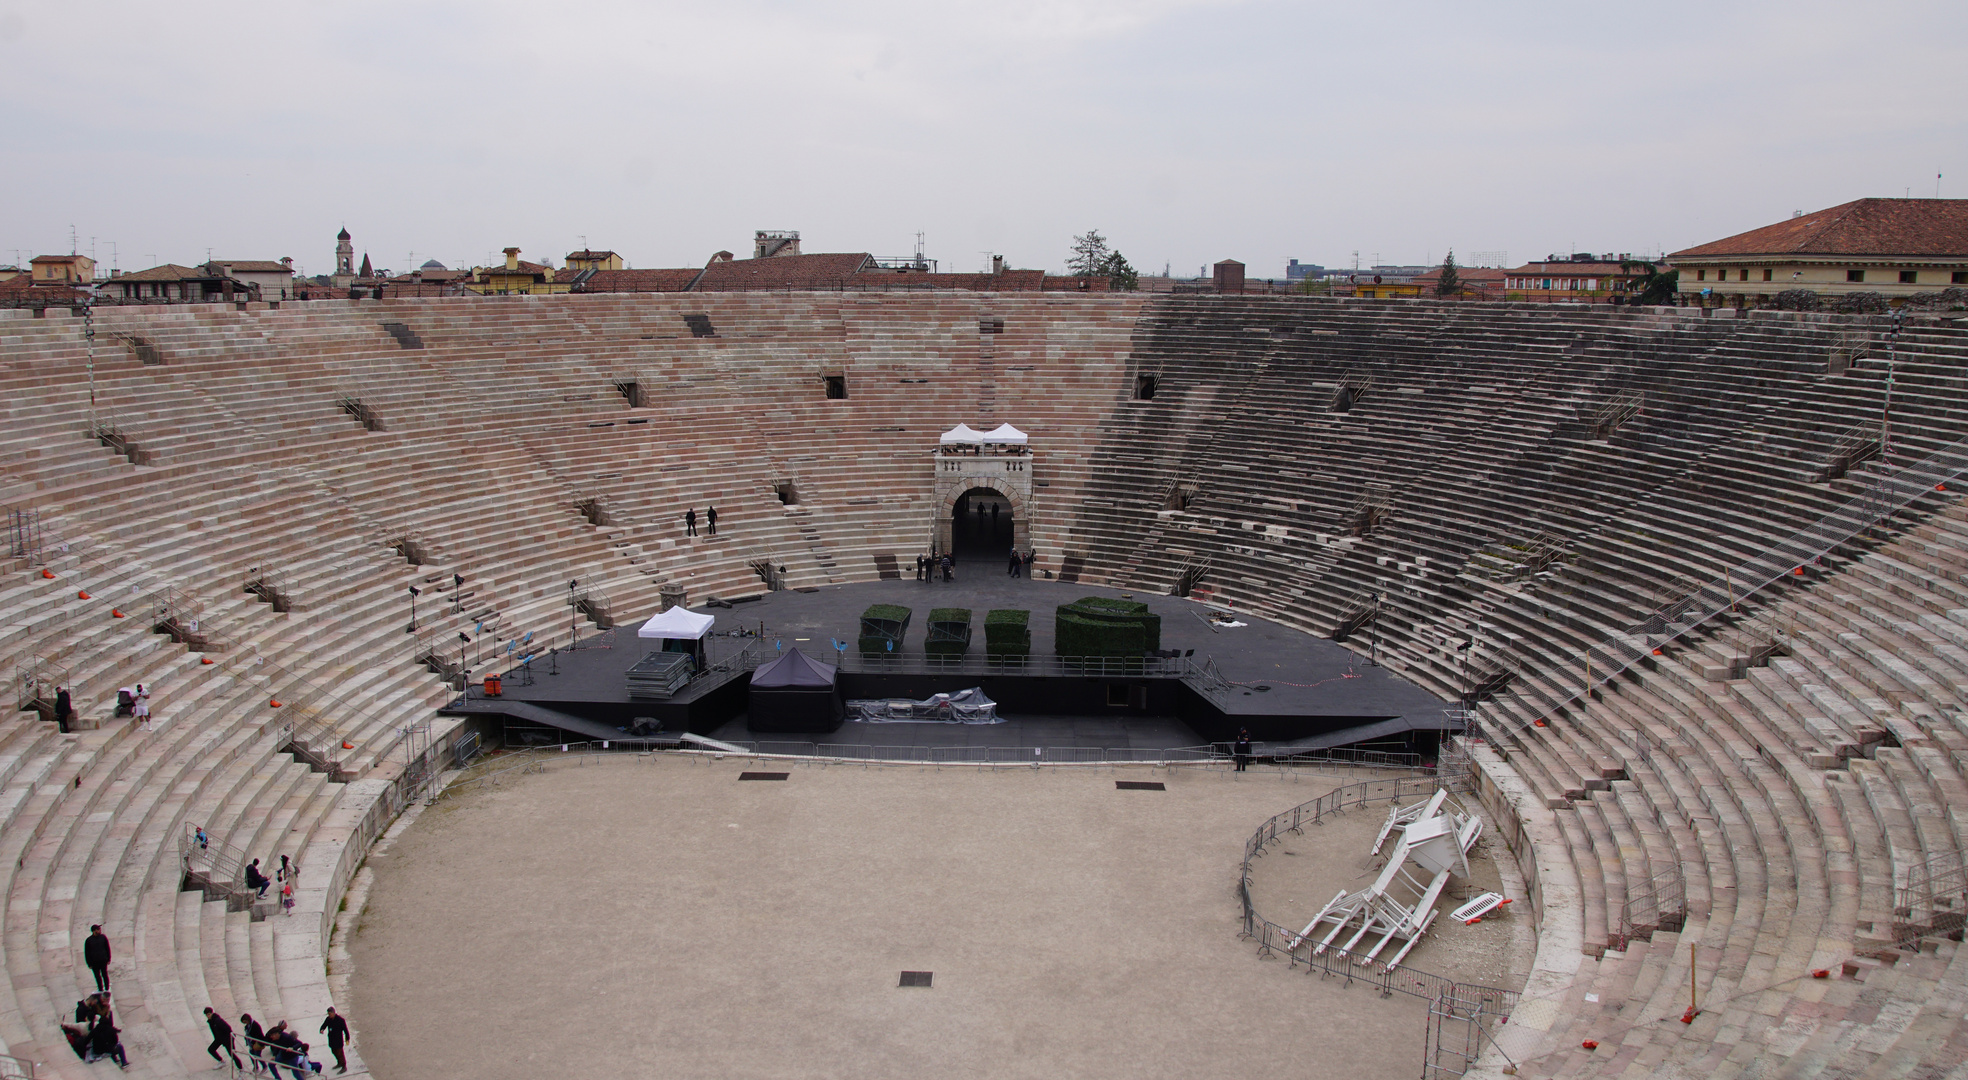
421 259 447 271
337 227 351 241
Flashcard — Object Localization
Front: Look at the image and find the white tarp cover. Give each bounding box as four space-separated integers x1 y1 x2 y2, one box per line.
939 423 985 445
844 687 1002 724
636 606 715 641
981 422 1028 444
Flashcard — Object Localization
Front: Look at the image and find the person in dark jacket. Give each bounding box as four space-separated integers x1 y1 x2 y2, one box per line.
83 924 111 992
89 1007 128 1068
241 1013 269 1075
320 1007 351 1072
54 686 72 732
245 858 269 898
205 1007 243 1069
1233 729 1253 772
706 506 718 535
683 507 697 536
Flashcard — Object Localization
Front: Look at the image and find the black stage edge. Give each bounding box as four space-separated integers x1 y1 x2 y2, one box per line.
439 577 1453 755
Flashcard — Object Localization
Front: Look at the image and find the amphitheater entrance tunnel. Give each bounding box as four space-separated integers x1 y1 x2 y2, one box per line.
950 487 1014 563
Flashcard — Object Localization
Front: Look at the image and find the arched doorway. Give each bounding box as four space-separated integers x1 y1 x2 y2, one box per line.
950 486 1013 564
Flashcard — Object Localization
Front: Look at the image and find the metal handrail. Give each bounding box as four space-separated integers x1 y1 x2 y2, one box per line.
1235 770 1517 1013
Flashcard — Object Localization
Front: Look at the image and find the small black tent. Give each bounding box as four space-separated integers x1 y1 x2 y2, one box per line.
747 648 845 734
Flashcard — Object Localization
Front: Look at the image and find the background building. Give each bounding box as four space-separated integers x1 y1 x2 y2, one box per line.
1669 198 1968 306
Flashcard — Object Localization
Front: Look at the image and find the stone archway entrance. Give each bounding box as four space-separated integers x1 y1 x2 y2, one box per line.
949 486 1015 562
930 435 1034 557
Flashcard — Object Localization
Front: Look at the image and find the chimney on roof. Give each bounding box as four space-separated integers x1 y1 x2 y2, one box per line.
992 255 1005 275
753 230 801 259
708 250 734 266
280 257 293 270
504 247 520 271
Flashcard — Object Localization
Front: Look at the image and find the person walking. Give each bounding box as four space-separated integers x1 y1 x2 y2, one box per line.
280 878 295 916
1233 728 1253 772
683 508 697 536
319 1007 350 1073
990 502 999 530
54 685 72 733
241 1013 269 1075
276 854 291 885
245 858 269 898
1008 550 1021 578
1023 550 1036 579
914 553 924 581
940 553 953 582
205 1006 244 1070
706 506 718 535
132 684 151 731
83 924 111 992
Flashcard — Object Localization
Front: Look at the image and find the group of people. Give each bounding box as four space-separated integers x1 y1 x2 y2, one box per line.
206 1006 351 1076
64 991 127 1068
915 552 955 582
48 683 155 733
244 853 298 915
682 506 718 536
73 924 352 1073
1006 549 1038 578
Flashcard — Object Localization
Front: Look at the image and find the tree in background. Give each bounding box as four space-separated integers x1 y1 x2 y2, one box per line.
1100 251 1138 291
1435 250 1462 298
1068 230 1111 278
1069 230 1138 290
1620 259 1680 306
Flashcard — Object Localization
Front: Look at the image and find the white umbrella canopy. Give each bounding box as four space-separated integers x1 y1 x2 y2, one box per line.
981 423 1028 444
939 423 986 444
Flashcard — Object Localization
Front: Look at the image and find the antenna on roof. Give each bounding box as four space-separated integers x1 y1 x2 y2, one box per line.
69 225 77 255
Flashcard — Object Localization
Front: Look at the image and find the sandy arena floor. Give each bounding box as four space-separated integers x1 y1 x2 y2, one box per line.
348 755 1507 1080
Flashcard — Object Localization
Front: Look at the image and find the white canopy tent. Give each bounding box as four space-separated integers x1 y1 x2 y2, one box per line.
636 605 716 672
939 423 985 445
981 423 1027 445
636 606 715 640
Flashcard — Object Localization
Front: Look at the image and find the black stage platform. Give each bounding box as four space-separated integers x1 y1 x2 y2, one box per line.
441 576 1452 754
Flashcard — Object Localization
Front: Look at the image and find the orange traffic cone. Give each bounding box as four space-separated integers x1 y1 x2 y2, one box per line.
269 699 282 708
78 590 92 600
111 609 125 619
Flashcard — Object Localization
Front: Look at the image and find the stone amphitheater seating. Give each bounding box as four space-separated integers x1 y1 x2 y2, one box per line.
2 293 1965 1079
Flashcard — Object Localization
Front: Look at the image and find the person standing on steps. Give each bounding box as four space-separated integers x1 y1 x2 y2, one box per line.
241 1013 269 1075
280 877 295 916
320 1007 351 1073
132 684 151 731
684 507 697 536
54 685 72 732
205 1006 243 1070
706 506 718 535
83 924 111 992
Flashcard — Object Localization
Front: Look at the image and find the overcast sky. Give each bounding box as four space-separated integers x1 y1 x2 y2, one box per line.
4 1 1962 279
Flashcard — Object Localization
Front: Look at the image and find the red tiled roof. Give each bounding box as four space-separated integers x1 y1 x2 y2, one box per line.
1414 267 1509 283
1670 198 1968 259
693 252 871 290
566 268 701 292
210 260 293 274
0 276 88 302
564 250 617 261
116 264 207 283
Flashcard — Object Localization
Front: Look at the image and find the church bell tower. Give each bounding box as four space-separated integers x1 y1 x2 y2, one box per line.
334 226 355 282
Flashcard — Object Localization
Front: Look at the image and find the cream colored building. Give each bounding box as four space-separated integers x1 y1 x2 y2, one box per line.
1670 198 1968 306
30 253 95 284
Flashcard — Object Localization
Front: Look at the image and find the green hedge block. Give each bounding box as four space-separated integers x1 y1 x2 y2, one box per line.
859 604 912 656
984 609 1031 658
926 608 972 656
1054 596 1161 657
